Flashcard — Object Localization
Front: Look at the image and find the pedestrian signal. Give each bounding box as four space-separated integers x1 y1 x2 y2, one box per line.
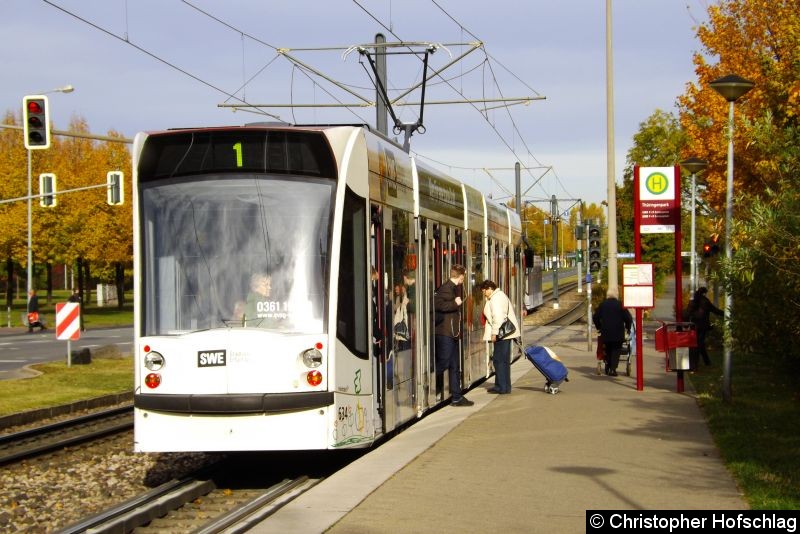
23 95 50 150
39 173 56 207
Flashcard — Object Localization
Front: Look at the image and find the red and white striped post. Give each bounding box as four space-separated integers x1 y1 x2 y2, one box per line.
56 302 81 367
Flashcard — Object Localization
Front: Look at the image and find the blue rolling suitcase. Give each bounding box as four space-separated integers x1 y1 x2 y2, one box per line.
525 345 568 394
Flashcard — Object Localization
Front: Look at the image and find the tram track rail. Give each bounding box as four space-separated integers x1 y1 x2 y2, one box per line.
58 469 319 534
0 404 133 466
521 282 589 348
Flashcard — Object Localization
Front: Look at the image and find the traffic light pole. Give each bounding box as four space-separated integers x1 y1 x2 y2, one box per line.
551 195 559 309
8 178 122 297
576 208 583 294
26 149 32 294
0 182 119 206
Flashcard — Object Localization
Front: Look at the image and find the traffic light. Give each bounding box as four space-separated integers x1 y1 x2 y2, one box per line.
23 95 51 150
710 233 720 256
588 224 601 272
107 171 124 205
39 173 56 208
703 233 720 257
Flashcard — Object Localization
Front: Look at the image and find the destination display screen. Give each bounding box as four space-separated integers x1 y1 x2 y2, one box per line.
138 129 337 181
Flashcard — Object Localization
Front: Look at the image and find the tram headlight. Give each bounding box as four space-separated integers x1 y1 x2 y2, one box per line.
301 347 323 368
144 351 165 371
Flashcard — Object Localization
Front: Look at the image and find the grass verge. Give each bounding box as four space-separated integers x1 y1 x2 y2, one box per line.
7 290 133 329
690 348 800 509
0 358 133 416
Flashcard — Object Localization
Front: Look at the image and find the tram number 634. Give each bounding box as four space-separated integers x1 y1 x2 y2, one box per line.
337 406 352 422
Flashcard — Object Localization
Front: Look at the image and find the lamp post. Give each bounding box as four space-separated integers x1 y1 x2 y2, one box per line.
680 157 708 296
709 73 754 403
25 85 74 294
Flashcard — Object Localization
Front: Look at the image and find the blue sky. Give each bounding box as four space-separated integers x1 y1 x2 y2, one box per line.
1 0 711 207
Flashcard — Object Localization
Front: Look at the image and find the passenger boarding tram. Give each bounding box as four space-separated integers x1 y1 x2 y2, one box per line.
132 124 524 452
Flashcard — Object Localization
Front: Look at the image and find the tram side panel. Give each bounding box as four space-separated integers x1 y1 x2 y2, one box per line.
327 128 380 448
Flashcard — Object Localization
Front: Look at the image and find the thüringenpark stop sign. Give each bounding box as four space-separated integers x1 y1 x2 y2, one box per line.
637 166 680 234
632 165 687 393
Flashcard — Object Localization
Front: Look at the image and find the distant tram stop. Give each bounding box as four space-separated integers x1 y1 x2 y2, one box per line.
655 322 697 372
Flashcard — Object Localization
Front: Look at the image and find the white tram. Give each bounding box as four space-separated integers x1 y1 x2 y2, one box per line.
132 124 524 452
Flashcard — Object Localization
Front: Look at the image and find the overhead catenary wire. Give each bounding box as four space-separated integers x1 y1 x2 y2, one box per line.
429 0 576 201
351 0 556 199
42 0 564 203
41 0 282 121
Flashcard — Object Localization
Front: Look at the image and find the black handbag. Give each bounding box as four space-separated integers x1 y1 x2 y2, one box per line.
496 297 516 339
394 320 409 341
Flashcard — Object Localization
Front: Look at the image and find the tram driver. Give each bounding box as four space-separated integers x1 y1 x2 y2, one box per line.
234 271 286 328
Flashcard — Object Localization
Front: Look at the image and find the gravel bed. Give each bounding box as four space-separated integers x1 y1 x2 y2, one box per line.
525 287 586 326
0 430 222 532
0 288 584 531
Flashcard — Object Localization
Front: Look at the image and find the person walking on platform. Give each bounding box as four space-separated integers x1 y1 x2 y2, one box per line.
481 279 520 394
687 286 723 366
592 287 632 376
434 264 474 407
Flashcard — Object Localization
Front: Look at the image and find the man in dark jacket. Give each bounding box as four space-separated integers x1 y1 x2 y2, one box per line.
593 287 632 376
434 264 473 406
688 286 723 366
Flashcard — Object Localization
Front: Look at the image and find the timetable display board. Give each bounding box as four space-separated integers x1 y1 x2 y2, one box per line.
622 263 654 309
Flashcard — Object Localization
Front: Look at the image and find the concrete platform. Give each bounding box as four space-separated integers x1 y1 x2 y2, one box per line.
254 281 746 533
254 336 747 533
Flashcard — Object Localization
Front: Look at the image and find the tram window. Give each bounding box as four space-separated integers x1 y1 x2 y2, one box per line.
140 176 332 335
337 187 369 359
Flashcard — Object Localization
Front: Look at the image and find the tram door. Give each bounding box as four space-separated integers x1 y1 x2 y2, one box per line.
467 230 487 381
429 224 462 402
385 208 417 426
421 219 443 408
370 205 390 432
451 229 466 385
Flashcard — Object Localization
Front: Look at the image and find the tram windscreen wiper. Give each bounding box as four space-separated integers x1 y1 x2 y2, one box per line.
220 317 265 328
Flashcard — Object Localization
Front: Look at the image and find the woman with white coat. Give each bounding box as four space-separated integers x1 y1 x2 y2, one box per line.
480 279 520 394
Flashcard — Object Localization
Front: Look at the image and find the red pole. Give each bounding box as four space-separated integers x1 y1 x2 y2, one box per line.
633 166 644 391
674 165 684 393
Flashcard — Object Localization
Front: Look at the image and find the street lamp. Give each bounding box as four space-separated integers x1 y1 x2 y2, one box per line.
709 73 754 403
680 157 708 296
25 84 75 294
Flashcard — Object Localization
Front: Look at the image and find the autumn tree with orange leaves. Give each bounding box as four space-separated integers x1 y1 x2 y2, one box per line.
0 114 132 309
678 0 800 355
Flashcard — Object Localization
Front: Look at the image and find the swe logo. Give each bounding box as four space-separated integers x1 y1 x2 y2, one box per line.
198 349 227 367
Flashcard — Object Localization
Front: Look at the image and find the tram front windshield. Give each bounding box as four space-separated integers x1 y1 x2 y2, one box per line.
141 176 332 336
